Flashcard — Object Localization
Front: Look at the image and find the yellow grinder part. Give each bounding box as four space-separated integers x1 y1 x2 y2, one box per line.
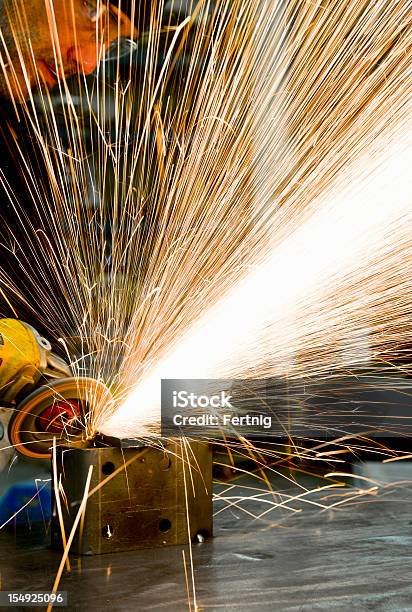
0 319 42 401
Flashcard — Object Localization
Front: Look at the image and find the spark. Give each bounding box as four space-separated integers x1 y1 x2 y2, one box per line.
100 127 412 437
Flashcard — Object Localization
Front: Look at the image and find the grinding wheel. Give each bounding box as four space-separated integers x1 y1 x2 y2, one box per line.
8 377 110 459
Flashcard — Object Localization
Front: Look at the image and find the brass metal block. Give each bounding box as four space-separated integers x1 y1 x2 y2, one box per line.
51 440 213 554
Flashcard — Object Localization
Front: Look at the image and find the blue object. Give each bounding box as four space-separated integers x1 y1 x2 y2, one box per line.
0 479 51 526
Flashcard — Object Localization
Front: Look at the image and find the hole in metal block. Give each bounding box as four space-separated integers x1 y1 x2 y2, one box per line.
102 524 114 539
159 518 172 533
159 455 171 470
193 529 209 543
102 461 115 475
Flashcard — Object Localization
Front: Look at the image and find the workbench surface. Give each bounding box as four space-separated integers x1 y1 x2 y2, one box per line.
1 476 412 611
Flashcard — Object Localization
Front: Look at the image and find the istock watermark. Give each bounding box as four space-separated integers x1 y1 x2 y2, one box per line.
172 390 233 409
160 377 412 439
171 412 272 429
162 379 274 437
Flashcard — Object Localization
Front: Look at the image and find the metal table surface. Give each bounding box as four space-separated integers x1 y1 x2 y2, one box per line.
0 476 412 611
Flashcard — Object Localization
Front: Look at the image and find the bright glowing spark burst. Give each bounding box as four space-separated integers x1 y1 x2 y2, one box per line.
100 128 412 436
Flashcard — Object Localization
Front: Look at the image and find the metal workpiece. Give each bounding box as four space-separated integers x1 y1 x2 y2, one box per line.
51 440 213 555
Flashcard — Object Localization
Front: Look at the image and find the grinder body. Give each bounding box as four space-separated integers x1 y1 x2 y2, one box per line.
0 318 71 403
0 318 108 459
